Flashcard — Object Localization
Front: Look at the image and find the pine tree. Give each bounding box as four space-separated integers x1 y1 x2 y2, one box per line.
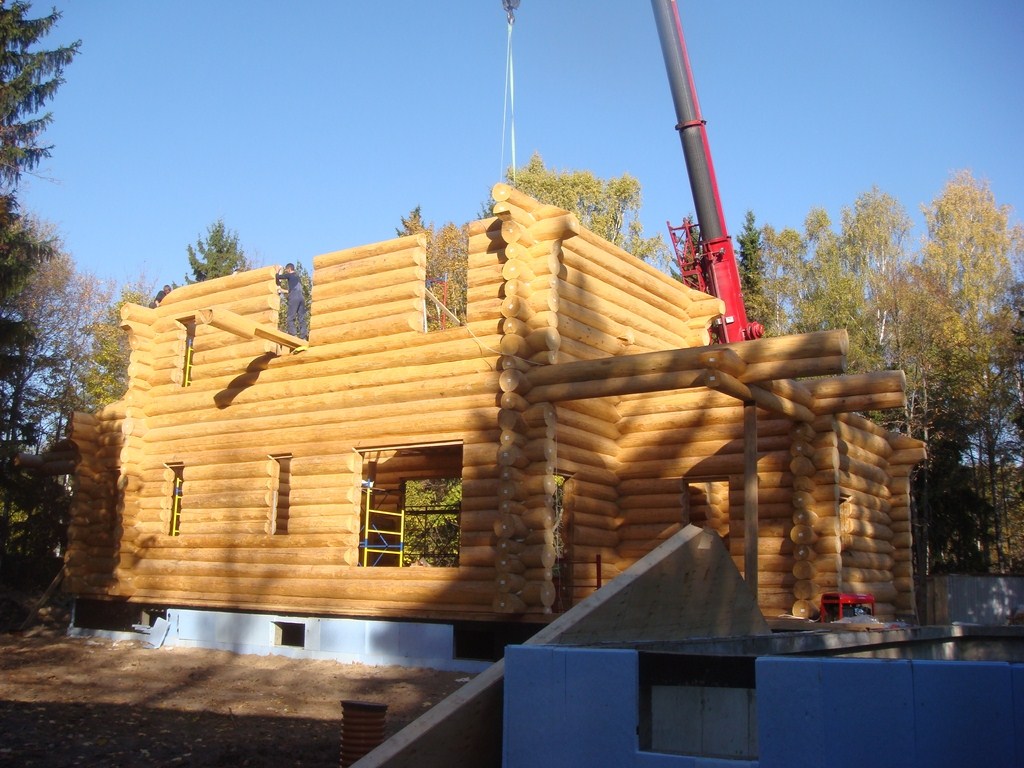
186 218 251 282
0 2 78 298
396 205 427 236
736 211 763 304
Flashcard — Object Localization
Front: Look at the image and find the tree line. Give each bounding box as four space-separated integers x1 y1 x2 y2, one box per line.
737 174 1024 574
2 5 1022 590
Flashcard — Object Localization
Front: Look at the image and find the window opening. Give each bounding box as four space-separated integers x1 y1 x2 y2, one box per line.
166 462 184 536
356 443 463 567
639 653 758 760
268 454 292 535
181 319 196 387
273 621 305 648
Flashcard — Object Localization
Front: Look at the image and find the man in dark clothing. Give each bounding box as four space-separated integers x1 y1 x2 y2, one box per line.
276 263 307 339
149 284 172 308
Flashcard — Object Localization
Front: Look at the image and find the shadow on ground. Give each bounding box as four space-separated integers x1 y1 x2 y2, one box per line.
0 698 340 767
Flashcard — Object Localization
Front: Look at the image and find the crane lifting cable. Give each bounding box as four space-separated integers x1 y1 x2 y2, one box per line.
500 0 520 184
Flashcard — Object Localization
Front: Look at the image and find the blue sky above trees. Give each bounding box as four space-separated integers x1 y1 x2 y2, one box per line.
19 0 1024 289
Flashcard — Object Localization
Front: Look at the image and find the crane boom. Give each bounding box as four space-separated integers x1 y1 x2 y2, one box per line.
651 0 763 342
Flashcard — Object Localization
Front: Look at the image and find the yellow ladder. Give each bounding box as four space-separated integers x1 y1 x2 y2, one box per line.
359 484 405 567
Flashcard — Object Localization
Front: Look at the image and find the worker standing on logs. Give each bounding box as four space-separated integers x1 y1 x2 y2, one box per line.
276 263 307 341
149 284 172 308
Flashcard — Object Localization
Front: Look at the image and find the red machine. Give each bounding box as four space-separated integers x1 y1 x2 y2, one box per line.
819 592 876 623
651 1 763 344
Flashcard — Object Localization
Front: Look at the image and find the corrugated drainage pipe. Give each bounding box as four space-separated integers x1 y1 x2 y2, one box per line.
340 699 388 767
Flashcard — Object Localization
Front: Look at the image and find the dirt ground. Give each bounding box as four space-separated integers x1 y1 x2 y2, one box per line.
0 588 476 767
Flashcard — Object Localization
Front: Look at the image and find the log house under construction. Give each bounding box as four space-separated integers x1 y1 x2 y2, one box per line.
60 185 925 639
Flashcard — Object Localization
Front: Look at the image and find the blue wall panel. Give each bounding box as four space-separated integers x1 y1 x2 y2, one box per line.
756 657 824 768
912 660 1015 768
821 658 914 768
1013 665 1024 766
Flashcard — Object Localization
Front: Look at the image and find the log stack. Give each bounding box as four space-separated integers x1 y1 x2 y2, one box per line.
64 408 122 594
60 187 927 624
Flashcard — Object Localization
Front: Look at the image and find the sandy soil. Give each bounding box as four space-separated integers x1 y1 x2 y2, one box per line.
0 589 475 767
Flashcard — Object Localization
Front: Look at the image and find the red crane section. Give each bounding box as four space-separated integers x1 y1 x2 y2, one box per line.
651 0 763 343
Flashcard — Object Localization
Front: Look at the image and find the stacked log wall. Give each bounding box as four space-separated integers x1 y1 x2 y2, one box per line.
65 411 116 595
557 398 623 604
887 432 926 615
68 238 510 618
787 418 842 619
615 390 801 615
833 414 898 617
488 184 740 614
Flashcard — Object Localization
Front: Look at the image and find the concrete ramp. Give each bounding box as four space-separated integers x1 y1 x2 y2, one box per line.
352 524 767 767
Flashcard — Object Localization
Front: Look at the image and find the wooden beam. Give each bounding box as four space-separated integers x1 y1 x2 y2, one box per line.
526 369 705 404
193 307 306 351
814 391 907 415
703 370 817 422
805 370 906 399
524 330 848 391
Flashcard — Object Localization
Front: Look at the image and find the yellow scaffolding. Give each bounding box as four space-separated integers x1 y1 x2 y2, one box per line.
359 484 405 567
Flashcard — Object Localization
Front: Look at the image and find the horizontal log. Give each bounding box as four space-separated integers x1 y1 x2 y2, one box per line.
529 369 706 404
556 269 689 350
554 313 632 357
315 248 427 295
843 550 895 571
313 270 427 310
529 331 841 389
555 398 622 431
841 517 893 540
524 581 557 610
570 508 622 532
889 446 928 465
313 233 426 270
841 534 894 554
310 312 424 344
157 267 279 308
617 449 792 481
561 234 694 316
617 408 776 442
807 370 906 400
124 571 496 605
564 473 618 500
620 432 791 465
312 297 424 329
816 391 907 415
556 296 638 350
743 355 847 384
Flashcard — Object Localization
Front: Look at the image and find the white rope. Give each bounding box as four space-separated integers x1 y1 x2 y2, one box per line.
500 17 517 185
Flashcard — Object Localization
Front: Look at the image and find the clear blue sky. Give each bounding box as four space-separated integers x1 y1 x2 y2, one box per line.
18 0 1024 291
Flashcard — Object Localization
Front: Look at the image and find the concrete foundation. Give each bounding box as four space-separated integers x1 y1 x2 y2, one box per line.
69 603 492 673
